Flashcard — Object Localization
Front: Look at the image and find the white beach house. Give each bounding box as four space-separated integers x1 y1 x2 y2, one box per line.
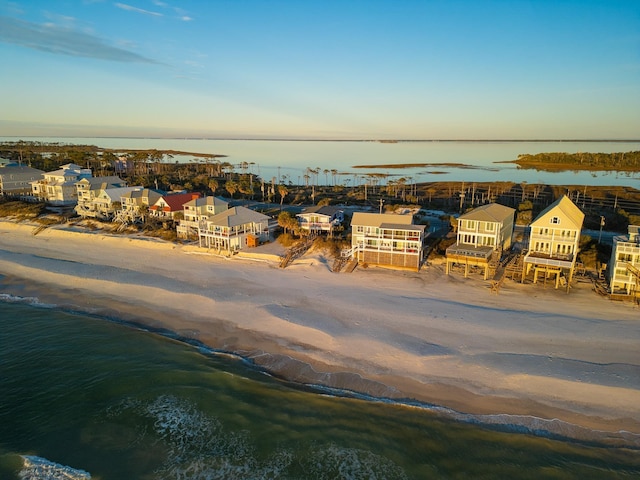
608 225 640 299
297 205 344 235
75 176 128 218
31 163 92 205
350 212 426 271
177 196 229 239
118 188 164 223
197 206 273 252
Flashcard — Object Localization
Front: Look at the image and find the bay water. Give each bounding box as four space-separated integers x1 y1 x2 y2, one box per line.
2 137 640 187
1 299 639 479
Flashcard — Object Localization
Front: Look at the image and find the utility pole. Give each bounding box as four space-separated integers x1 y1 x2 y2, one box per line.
379 198 384 214
598 216 605 244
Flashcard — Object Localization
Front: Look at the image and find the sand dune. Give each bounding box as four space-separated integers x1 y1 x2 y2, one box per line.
0 220 639 445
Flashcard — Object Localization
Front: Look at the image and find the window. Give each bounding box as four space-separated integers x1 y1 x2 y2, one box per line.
551 216 560 224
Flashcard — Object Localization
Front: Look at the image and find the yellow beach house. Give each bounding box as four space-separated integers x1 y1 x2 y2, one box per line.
523 195 584 290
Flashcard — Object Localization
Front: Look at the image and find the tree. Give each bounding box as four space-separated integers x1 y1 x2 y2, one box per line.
278 210 299 235
278 184 288 210
208 178 219 195
225 179 238 198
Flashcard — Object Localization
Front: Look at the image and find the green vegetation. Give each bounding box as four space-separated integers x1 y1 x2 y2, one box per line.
510 151 640 172
0 201 45 221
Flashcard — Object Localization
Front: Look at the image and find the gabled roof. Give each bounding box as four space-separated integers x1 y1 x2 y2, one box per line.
459 203 515 223
121 188 163 199
531 195 584 229
154 192 200 211
184 195 228 209
100 186 143 202
206 206 270 228
351 212 413 227
300 205 343 216
76 176 126 188
0 165 44 178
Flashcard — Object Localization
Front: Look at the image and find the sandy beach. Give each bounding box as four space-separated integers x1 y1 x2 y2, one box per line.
1 220 639 446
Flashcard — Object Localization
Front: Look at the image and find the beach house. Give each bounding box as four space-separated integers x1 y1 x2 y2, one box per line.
31 163 92 205
75 176 128 218
197 206 273 252
79 186 142 220
118 188 163 223
0 164 44 198
522 195 584 290
149 192 200 220
350 212 427 271
445 203 515 279
297 205 344 235
608 225 640 300
177 196 229 239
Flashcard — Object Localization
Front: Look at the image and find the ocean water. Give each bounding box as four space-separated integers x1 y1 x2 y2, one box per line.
2 137 640 187
1 299 639 479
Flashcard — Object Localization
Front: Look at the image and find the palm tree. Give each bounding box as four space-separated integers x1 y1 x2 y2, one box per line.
208 178 219 195
278 184 288 210
225 179 238 198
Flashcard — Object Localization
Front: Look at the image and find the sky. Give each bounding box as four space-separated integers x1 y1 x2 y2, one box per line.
0 0 639 140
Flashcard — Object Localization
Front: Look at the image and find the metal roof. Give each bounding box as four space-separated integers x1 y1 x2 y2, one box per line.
459 203 515 223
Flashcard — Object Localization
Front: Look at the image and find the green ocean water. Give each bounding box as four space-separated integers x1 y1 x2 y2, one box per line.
1 300 638 479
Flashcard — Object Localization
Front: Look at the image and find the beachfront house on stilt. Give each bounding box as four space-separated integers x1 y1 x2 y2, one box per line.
177 196 229 239
349 212 427 271
197 206 273 253
608 225 640 301
522 195 584 291
74 176 128 218
445 203 515 279
118 188 163 223
296 205 344 236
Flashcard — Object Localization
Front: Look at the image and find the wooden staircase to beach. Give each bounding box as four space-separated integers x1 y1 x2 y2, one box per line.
279 234 317 269
490 252 521 294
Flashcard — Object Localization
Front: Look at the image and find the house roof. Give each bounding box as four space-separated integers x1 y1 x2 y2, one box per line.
300 205 343 216
531 195 584 229
459 203 515 223
380 223 426 232
120 188 164 204
77 176 126 188
100 187 143 202
351 212 413 227
0 165 44 178
184 195 228 209
206 206 270 228
154 192 200 211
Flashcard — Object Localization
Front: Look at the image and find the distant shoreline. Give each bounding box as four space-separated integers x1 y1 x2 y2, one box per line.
3 136 640 143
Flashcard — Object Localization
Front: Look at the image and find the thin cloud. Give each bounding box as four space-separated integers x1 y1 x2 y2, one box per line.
114 3 162 17
0 16 159 63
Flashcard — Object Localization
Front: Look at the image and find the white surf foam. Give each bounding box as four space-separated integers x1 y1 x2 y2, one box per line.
19 456 91 480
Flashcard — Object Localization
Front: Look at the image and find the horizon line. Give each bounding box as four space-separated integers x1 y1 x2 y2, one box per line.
3 136 640 143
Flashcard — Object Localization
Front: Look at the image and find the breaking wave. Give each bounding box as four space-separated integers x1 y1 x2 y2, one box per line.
0 293 55 308
19 456 91 480
106 394 408 479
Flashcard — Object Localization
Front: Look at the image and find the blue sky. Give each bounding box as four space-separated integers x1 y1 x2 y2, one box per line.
1 0 638 139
